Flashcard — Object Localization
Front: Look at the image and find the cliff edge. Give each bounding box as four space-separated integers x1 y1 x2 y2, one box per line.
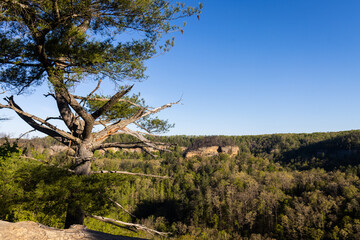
0 220 147 240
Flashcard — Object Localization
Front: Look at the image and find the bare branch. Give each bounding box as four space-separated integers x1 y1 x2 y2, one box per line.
106 196 135 218
141 147 157 158
94 120 111 127
73 95 150 111
133 122 152 134
93 108 145 143
80 79 102 106
85 213 170 236
1 96 80 145
122 127 170 153
92 85 133 120
93 142 147 150
140 99 181 119
16 129 36 141
45 116 63 122
44 93 55 99
90 170 171 179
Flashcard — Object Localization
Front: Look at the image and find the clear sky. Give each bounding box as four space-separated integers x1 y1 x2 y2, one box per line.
1 0 360 137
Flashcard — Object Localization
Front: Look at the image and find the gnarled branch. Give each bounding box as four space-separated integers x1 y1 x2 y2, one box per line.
93 108 145 143
106 196 135 218
91 85 133 120
80 79 102 106
90 170 170 179
1 96 80 145
85 213 170 236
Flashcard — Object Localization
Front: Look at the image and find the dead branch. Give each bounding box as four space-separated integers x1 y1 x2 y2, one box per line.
92 141 158 157
85 213 170 236
73 95 150 111
16 129 36 141
92 85 133 120
106 196 135 218
90 170 171 179
122 127 171 153
4 97 80 143
134 122 152 134
44 93 55 99
94 120 111 127
141 147 157 158
45 116 63 122
140 99 181 119
93 108 145 143
93 142 147 150
80 79 102 106
0 97 79 145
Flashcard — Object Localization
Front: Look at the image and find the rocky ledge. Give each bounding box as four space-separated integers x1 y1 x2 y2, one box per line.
184 145 239 158
0 220 147 240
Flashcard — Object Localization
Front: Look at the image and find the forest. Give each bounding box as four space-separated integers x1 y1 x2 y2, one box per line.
1 130 360 239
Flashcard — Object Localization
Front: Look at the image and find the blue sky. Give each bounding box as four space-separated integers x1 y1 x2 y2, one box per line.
2 0 360 137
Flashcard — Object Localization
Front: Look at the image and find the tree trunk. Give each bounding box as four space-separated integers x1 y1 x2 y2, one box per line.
64 200 84 228
64 143 93 228
74 143 93 175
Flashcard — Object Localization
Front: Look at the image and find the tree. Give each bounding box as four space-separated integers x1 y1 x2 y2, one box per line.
0 0 201 231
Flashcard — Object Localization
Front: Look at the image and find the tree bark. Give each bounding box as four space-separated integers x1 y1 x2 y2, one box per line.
74 142 93 175
65 143 93 228
64 199 84 229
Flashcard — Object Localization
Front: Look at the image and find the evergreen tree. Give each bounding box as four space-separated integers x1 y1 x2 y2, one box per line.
0 0 201 229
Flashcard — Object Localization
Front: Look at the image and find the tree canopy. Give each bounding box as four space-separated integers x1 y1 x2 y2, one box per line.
0 0 201 92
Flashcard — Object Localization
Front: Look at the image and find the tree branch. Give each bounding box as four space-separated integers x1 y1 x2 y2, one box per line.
106 196 135 218
90 170 170 179
92 100 179 146
121 127 171 153
80 79 102 106
91 85 133 120
93 142 148 150
140 99 181 119
16 129 36 141
51 83 93 139
85 213 170 236
73 95 150 111
93 108 145 143
1 96 80 145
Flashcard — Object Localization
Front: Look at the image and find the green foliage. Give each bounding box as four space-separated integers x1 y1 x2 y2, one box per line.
3 130 360 239
0 0 202 92
0 139 20 160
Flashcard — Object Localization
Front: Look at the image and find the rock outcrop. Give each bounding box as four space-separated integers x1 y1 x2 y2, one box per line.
0 221 146 240
184 145 239 158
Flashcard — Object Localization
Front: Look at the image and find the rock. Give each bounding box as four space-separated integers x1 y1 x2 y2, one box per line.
184 145 239 158
0 221 147 240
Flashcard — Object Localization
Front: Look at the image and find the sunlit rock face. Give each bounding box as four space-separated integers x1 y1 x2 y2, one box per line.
184 145 239 158
0 220 144 240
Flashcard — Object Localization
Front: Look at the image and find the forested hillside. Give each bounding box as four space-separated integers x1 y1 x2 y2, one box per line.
2 130 360 239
